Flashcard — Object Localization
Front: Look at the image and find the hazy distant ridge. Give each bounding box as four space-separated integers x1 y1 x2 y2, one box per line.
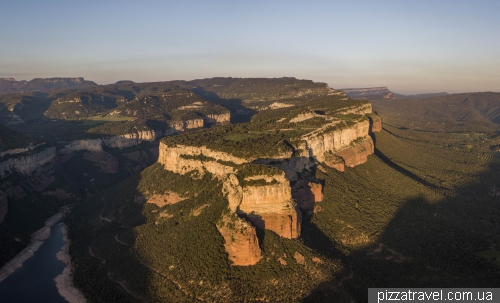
340 86 448 100
0 77 97 93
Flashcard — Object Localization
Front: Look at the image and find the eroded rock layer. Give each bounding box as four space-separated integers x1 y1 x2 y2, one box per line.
238 174 301 239
217 214 262 266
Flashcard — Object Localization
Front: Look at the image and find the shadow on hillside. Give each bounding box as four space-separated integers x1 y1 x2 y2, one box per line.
192 87 257 123
67 174 151 303
301 136 500 302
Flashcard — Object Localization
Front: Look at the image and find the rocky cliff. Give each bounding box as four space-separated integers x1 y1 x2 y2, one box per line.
217 214 262 266
238 173 300 239
0 147 56 178
302 117 374 171
369 114 382 132
156 102 380 265
102 130 158 149
205 112 231 124
171 118 204 132
60 130 162 153
0 143 45 158
158 144 246 177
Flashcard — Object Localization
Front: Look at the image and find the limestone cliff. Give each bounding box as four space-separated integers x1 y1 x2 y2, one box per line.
61 130 161 154
205 112 231 124
0 147 56 178
158 144 246 177
369 114 382 133
217 214 262 266
172 118 205 132
299 116 374 171
335 103 373 115
60 139 103 154
0 143 45 158
102 130 158 149
238 173 300 239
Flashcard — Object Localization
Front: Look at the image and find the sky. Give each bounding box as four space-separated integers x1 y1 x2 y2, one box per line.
0 0 499 94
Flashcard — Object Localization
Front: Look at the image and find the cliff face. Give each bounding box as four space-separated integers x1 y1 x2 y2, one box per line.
61 130 161 153
297 116 377 172
217 214 262 266
335 137 374 168
302 118 371 162
0 142 45 158
205 112 231 124
0 147 56 178
172 119 205 131
335 103 373 116
369 115 382 132
102 130 158 149
158 144 246 177
238 174 300 239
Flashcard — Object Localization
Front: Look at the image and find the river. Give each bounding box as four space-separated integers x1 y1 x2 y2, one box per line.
0 222 68 303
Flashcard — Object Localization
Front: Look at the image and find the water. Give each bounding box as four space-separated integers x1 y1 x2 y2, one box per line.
0 222 68 303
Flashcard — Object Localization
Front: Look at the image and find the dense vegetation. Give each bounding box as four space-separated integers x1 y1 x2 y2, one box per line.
3 77 500 302
371 92 500 132
0 124 41 152
69 164 342 302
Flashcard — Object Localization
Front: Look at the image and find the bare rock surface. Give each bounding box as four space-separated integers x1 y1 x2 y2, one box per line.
217 215 262 266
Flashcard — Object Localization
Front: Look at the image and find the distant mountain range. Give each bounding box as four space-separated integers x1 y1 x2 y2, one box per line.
340 86 448 100
0 77 97 93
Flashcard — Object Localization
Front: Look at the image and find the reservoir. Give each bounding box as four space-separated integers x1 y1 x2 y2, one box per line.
0 222 68 303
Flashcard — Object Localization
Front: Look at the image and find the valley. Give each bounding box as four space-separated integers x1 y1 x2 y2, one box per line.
0 78 499 302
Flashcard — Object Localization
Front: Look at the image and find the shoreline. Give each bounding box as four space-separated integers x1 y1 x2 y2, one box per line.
0 205 70 283
55 223 86 303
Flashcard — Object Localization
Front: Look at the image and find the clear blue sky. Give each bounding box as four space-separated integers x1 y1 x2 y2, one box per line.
1 0 498 94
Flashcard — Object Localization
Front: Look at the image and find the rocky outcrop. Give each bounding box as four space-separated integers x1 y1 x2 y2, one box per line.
102 130 158 149
0 147 56 178
222 174 243 212
172 119 204 131
301 117 371 163
158 144 246 177
238 173 300 239
60 130 161 154
341 87 394 99
335 137 374 168
0 143 45 158
369 114 382 132
290 112 320 123
205 113 231 124
217 214 262 266
335 103 373 115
